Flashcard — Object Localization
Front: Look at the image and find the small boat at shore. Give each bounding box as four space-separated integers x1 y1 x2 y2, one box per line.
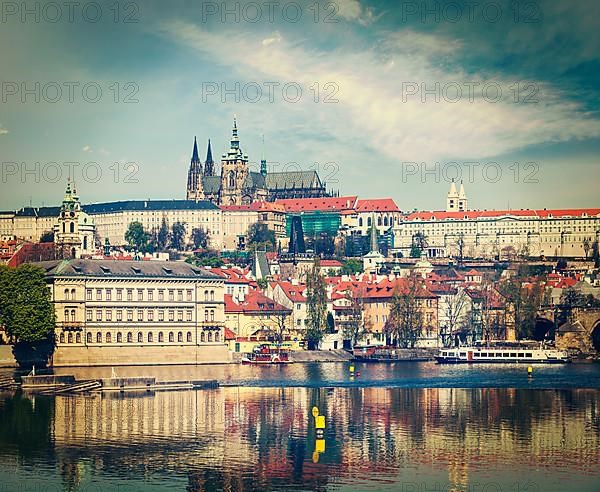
353 345 431 362
241 344 290 365
435 342 570 364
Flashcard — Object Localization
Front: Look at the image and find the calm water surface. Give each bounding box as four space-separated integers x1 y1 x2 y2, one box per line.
0 362 599 491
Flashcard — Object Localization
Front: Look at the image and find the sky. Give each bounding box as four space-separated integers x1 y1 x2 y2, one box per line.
0 0 599 211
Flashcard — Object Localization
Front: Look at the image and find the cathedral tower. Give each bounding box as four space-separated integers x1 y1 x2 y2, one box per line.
186 137 204 200
219 116 249 205
204 139 215 177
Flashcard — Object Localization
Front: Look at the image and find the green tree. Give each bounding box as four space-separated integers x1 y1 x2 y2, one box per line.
191 227 209 250
247 223 275 252
39 230 54 243
169 222 186 251
125 221 151 253
157 218 169 251
0 264 55 344
305 258 328 350
341 259 363 276
498 280 544 339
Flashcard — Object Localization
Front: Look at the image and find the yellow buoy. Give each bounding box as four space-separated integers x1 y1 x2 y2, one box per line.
316 415 326 429
527 366 533 377
311 406 319 419
316 439 325 453
349 365 355 373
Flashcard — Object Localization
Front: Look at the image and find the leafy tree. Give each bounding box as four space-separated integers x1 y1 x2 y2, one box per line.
247 223 275 252
125 221 151 253
556 258 568 271
266 308 292 346
0 264 55 344
311 233 334 256
169 222 186 251
410 232 427 258
157 218 169 251
191 227 209 250
384 276 424 348
498 280 545 339
256 278 268 290
305 258 328 350
341 259 363 276
39 230 54 243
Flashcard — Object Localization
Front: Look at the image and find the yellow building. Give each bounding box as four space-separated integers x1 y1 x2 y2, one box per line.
224 290 297 353
41 258 230 366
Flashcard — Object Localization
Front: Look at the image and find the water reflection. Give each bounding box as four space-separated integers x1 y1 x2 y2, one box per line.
0 387 599 491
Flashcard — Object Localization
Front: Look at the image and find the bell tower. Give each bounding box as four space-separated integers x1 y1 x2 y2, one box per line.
219 116 249 205
54 181 95 259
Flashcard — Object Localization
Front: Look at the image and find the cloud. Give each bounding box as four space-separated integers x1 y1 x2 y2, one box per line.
262 31 281 47
82 145 92 153
159 22 600 166
0 125 8 135
335 0 376 25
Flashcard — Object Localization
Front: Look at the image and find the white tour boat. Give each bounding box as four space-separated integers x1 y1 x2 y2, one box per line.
435 342 570 364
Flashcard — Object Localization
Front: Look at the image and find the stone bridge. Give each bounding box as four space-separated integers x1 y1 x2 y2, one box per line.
537 307 600 353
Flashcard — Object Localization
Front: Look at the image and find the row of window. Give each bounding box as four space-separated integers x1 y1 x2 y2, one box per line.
83 288 215 302
59 330 221 344
81 308 216 322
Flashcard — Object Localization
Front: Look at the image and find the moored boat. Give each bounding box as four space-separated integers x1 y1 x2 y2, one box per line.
435 342 570 364
241 344 290 365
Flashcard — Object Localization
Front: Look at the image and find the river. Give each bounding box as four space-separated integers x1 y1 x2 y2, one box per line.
0 362 599 491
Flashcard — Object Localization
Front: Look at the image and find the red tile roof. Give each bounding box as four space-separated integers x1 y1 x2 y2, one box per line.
404 208 600 221
220 201 285 212
274 281 307 302
320 259 343 267
224 291 291 314
275 196 358 213
356 198 400 213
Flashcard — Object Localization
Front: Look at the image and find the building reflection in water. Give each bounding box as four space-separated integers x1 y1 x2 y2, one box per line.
0 387 598 491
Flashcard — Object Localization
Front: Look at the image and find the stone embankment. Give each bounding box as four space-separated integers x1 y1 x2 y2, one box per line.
289 349 353 363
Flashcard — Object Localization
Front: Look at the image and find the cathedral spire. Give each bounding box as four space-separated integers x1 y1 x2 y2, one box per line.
231 115 239 150
191 136 200 163
204 139 214 176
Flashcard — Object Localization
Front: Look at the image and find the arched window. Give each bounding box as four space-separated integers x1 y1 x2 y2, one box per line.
62 223 65 233
117 332 122 343
210 290 214 301
71 310 76 322
86 332 92 344
148 332 153 343
64 289 70 300
75 333 81 343
70 222 74 233
68 332 73 343
228 170 235 188
367 217 372 227
384 216 388 226
96 332 101 343
201 332 205 342
210 310 215 321
60 332 65 344
359 218 363 227
215 332 220 342
204 310 209 322
83 235 88 250
168 332 174 342
377 216 382 226
64 309 69 321
137 332 143 343
158 332 164 342
208 332 213 342
204 291 209 302
186 331 192 342
106 332 112 343
127 332 133 343
177 331 183 342
71 288 76 299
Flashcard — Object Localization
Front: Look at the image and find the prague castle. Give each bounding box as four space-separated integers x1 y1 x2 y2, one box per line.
186 117 330 204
